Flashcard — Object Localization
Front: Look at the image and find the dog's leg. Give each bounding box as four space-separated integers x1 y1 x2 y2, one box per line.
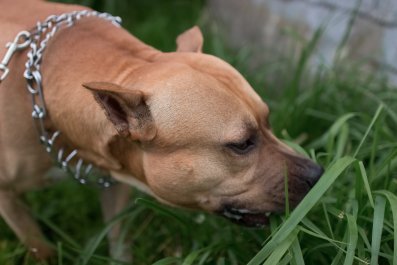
100 183 132 262
0 190 54 260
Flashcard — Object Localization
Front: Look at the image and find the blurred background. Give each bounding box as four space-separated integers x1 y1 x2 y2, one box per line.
1 1 396 265
209 0 397 83
57 0 397 84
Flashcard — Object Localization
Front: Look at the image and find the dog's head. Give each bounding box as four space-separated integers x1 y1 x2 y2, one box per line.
82 27 323 227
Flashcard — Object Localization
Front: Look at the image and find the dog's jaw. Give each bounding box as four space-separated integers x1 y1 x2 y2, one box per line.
219 206 272 227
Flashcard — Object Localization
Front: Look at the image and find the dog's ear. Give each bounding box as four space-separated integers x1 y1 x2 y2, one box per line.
82 82 156 142
176 26 203 53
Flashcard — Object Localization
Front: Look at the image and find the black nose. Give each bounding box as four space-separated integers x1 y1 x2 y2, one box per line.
305 163 323 188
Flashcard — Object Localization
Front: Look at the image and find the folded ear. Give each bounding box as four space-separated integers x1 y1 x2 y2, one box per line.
176 26 203 53
82 82 156 142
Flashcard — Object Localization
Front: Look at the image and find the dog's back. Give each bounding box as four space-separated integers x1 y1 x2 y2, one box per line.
0 0 88 47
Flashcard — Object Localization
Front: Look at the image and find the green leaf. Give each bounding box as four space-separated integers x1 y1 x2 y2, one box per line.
370 195 386 265
79 206 143 265
152 257 181 265
376 191 397 265
37 216 80 249
135 198 190 225
182 246 214 265
263 228 299 265
335 124 349 160
282 140 310 158
291 237 305 265
353 104 383 158
247 156 356 265
57 242 63 265
343 213 358 265
357 161 374 208
309 113 356 148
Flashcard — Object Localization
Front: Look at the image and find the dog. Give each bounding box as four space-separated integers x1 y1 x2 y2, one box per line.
0 0 323 260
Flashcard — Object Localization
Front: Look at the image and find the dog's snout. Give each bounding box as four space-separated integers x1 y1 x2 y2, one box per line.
305 163 323 188
285 153 324 188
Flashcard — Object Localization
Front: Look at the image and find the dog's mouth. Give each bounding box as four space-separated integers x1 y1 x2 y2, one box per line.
218 206 272 227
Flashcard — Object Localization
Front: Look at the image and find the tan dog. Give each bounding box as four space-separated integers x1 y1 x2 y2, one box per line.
0 0 323 260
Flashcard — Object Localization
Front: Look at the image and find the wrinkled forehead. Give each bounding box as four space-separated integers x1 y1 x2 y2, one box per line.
149 66 240 128
153 53 265 109
146 60 268 142
188 53 264 109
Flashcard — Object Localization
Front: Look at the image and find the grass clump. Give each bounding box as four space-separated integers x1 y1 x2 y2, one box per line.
1 1 397 264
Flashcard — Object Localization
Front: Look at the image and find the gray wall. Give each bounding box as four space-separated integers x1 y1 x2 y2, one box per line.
208 0 397 83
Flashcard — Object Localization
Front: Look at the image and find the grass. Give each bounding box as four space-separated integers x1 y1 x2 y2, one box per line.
1 0 397 264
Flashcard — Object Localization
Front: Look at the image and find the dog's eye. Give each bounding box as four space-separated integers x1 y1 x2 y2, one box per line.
226 136 256 155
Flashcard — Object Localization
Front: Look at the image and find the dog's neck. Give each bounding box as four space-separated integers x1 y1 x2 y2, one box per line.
39 18 159 177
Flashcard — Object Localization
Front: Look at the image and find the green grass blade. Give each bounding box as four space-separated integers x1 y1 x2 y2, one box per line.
57 242 63 265
37 216 80 249
363 90 397 125
135 198 190 225
309 113 356 149
356 232 367 263
333 0 361 64
289 25 324 98
247 156 356 265
217 257 225 265
335 124 349 160
369 113 383 178
376 191 397 265
79 206 143 265
284 164 290 217
198 251 212 265
263 228 299 265
279 254 292 265
182 246 213 265
301 218 335 242
353 104 383 158
152 257 181 265
370 195 386 265
343 213 358 265
373 149 397 182
357 161 374 208
322 203 335 239
327 114 356 138
358 227 371 251
291 237 305 265
299 227 345 246
330 247 344 265
82 253 131 265
227 250 238 265
283 140 310 158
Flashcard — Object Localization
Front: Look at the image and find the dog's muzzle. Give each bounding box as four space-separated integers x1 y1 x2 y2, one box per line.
217 157 323 228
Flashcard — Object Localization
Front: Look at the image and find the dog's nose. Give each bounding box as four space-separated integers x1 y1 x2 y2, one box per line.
305 163 323 188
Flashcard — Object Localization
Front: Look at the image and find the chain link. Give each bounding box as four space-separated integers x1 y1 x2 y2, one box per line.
0 31 31 81
2 10 122 188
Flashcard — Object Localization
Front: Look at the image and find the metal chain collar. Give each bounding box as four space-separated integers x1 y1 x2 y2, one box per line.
0 10 122 188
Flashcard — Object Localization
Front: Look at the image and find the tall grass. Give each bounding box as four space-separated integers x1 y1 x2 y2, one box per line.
0 0 396 264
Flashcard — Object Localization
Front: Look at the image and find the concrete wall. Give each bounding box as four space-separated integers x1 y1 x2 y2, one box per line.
207 0 397 83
